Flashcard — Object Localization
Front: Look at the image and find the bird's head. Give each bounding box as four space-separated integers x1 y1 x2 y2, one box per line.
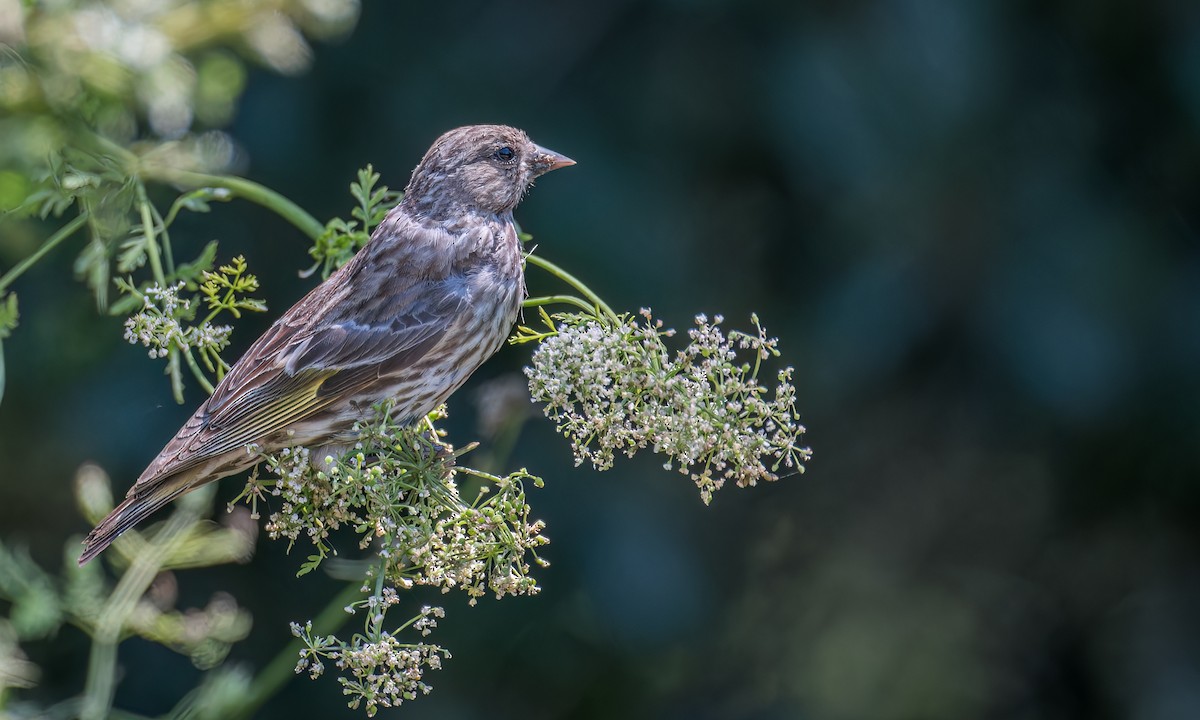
404 125 575 217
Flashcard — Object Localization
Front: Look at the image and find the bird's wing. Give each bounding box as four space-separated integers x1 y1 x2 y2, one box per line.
135 282 466 486
204 298 461 432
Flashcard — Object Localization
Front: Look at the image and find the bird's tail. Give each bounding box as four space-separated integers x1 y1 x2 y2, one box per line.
77 473 195 566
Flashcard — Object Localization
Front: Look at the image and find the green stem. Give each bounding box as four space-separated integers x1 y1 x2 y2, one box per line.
523 294 597 314
523 253 616 320
80 488 210 720
152 203 176 276
181 347 216 395
369 554 387 637
85 131 324 243
136 185 166 286
233 581 363 720
0 213 89 294
40 697 151 720
143 167 324 241
168 346 185 405
78 128 138 167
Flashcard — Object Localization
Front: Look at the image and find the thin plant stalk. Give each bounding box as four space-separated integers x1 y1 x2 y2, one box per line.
523 293 598 314
80 487 214 720
0 212 90 294
233 581 364 720
142 167 325 242
524 253 616 320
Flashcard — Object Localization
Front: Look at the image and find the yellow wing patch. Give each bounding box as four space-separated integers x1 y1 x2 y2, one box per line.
198 369 342 457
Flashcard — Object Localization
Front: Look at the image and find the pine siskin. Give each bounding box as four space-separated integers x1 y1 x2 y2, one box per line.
80 125 574 565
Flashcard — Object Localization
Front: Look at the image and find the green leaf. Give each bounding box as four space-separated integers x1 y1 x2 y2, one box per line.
174 240 220 285
11 582 63 639
116 228 149 273
350 165 381 222
199 255 263 317
0 542 64 640
297 554 323 577
107 290 144 316
306 164 403 280
0 293 17 340
74 234 111 309
163 187 234 229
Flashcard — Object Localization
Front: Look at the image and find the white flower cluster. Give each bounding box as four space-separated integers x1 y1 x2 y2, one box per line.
241 406 549 714
249 412 549 602
256 444 362 548
123 282 188 358
411 604 443 637
527 309 813 503
291 605 450 718
123 282 232 359
390 473 548 606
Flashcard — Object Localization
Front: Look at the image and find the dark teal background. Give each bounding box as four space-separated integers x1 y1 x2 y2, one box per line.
3 0 1200 717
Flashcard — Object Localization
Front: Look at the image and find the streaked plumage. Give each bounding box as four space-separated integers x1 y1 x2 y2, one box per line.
80 125 574 565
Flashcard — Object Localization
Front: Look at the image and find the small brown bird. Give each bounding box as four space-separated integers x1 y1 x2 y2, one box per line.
80 125 574 565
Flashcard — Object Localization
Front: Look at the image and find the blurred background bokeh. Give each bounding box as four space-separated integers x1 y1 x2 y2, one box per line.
3 0 1200 718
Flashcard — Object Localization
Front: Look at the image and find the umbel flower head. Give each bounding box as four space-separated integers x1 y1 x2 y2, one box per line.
291 604 451 716
243 404 549 602
524 309 812 503
239 404 547 715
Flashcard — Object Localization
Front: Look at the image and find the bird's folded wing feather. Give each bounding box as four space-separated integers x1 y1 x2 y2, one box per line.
134 283 466 486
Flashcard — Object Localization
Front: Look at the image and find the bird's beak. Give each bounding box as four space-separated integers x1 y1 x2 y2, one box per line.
530 144 576 176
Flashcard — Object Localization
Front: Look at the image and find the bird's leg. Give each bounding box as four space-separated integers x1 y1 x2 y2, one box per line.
416 426 456 466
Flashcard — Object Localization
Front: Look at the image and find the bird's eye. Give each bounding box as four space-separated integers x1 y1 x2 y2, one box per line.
494 146 515 162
